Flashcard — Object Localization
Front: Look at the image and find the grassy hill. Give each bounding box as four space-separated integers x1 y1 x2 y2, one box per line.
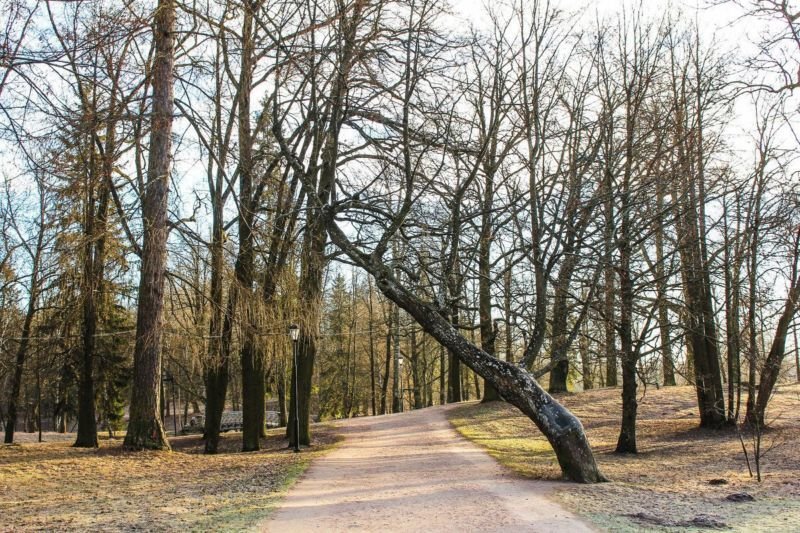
448 384 800 532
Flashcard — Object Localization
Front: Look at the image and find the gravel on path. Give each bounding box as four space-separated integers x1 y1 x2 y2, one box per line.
262 404 595 532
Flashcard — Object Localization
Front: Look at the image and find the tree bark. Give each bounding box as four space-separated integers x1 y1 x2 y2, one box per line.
3 275 39 444
123 0 175 451
670 93 726 428
75 117 113 448
236 0 264 453
202 193 228 453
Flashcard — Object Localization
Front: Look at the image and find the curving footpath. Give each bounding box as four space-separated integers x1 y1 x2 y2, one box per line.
261 404 596 532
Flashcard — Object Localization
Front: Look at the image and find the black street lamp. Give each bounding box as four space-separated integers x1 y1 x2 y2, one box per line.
288 324 300 452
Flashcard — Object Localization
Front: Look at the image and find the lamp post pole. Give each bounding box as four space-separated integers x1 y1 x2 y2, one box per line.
289 324 300 452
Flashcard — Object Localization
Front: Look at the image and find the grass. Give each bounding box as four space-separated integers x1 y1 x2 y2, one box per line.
448 402 560 480
0 425 340 532
447 384 800 532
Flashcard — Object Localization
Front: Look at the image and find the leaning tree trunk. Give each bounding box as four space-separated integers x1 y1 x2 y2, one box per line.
326 222 607 483
123 0 175 451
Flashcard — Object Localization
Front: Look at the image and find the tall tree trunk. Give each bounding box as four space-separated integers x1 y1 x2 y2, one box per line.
411 328 423 409
75 188 107 448
380 329 391 414
616 245 637 453
549 254 579 393
744 185 762 423
479 150 499 402
236 0 264 453
75 117 113 448
504 267 514 364
671 105 726 429
368 277 377 415
123 0 175 450
580 316 593 389
478 237 499 402
655 180 676 387
3 275 39 444
392 301 402 413
722 197 742 422
285 0 363 449
447 308 462 403
439 344 446 405
615 95 640 452
603 177 617 387
203 200 228 453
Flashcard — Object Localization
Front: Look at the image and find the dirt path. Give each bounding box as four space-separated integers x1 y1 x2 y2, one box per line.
262 405 595 532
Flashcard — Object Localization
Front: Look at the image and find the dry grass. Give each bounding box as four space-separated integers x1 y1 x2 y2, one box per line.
448 384 800 532
0 426 340 532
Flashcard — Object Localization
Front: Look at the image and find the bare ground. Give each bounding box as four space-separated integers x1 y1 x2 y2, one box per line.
448 384 800 532
0 426 338 532
4 384 798 532
262 405 596 532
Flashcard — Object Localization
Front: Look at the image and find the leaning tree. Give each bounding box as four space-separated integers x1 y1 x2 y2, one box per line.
271 0 606 483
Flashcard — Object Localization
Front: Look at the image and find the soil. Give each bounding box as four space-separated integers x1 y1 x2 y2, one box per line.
262 405 596 532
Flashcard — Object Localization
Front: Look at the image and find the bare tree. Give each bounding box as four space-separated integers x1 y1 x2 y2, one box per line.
124 0 177 450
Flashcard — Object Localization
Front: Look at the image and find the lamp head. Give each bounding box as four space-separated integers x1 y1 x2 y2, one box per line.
288 324 300 341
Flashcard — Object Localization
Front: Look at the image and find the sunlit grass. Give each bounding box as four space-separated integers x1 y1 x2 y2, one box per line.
447 401 561 480
447 386 800 532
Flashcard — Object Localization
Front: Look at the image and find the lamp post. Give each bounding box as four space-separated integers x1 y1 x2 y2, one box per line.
288 324 300 452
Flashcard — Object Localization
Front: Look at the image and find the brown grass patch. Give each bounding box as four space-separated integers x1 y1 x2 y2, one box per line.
0 426 340 531
448 384 800 532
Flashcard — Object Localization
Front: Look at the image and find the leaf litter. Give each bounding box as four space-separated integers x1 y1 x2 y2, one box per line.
0 425 339 532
